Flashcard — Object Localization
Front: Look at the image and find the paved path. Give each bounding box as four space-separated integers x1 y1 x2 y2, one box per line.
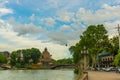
88 71 120 80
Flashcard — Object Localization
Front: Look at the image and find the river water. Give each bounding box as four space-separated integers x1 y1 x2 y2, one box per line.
0 69 77 80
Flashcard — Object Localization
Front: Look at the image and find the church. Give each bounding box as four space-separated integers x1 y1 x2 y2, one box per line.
40 48 52 66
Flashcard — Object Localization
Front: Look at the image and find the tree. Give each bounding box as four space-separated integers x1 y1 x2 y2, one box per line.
80 24 109 48
80 24 109 68
10 51 17 66
69 44 81 64
113 50 120 67
69 24 110 69
109 36 119 56
22 49 31 64
30 48 41 64
0 53 7 64
10 50 24 68
10 48 41 68
56 58 73 64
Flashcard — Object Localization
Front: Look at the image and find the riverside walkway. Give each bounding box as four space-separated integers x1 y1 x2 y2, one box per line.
88 71 120 80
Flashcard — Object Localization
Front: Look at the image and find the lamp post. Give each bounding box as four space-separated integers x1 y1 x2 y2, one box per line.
117 24 120 49
81 46 89 70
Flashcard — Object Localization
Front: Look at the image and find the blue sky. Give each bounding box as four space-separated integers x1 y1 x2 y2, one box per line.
0 0 120 59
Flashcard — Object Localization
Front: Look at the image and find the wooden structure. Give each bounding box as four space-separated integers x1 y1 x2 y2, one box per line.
41 48 52 66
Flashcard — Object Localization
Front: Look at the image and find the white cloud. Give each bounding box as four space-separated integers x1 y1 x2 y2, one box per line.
45 17 55 27
0 1 13 16
0 19 70 60
57 9 74 22
0 0 12 16
0 8 13 16
36 8 40 11
59 25 71 31
47 29 79 46
104 20 120 37
0 19 13 31
47 0 81 10
47 0 59 8
115 0 120 3
47 32 68 45
0 42 15 52
39 17 55 27
14 23 43 36
4 17 43 37
30 14 35 21
0 0 9 7
76 4 120 24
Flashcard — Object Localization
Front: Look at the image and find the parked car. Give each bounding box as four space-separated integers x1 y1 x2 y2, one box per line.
110 67 116 71
89 67 95 71
105 67 116 72
118 68 120 73
96 67 103 71
101 67 106 71
116 67 120 73
105 67 112 72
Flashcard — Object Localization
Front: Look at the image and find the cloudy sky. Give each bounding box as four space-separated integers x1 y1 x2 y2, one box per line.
0 0 120 60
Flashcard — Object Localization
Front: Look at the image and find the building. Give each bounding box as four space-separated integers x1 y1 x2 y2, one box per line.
41 48 52 66
98 53 114 68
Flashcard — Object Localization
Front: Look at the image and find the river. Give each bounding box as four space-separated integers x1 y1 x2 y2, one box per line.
0 69 77 80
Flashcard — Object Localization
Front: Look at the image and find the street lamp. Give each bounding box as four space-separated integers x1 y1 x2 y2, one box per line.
81 46 89 70
117 24 120 49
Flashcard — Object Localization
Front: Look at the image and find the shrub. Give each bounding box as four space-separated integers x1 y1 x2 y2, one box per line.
74 68 79 74
26 66 32 69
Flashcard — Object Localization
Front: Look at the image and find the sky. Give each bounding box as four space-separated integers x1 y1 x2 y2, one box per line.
0 0 120 60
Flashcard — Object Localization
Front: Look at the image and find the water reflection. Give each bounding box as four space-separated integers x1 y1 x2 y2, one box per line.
0 70 76 80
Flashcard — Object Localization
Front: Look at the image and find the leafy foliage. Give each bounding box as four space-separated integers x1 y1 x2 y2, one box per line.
69 24 110 69
56 58 73 64
10 48 41 68
113 50 120 67
0 53 7 64
69 44 81 64
109 36 119 56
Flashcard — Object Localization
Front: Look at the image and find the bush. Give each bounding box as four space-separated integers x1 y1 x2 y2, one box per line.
0 53 7 64
15 63 21 68
26 66 32 69
15 62 25 68
113 50 120 67
74 68 79 74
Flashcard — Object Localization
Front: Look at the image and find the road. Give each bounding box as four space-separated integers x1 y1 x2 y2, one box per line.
88 71 120 80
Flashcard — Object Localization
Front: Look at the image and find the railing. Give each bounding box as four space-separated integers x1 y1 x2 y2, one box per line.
50 64 76 69
78 71 88 80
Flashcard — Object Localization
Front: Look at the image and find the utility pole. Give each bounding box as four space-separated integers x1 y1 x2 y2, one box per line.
117 24 120 50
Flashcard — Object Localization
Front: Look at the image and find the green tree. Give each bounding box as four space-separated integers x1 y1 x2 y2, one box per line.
30 48 41 64
69 24 110 69
109 36 119 56
10 48 41 68
113 50 120 67
10 51 17 66
80 24 109 68
57 58 73 64
69 43 81 64
22 49 31 64
80 24 109 48
0 53 7 64
10 50 24 68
